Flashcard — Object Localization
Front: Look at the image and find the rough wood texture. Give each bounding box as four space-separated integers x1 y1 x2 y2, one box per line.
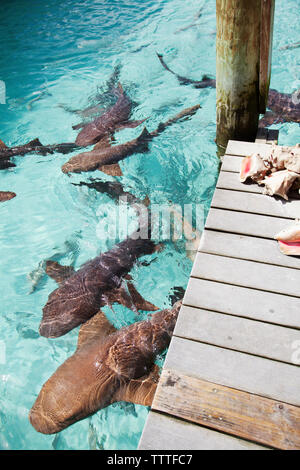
206 207 291 238
217 170 300 200
211 188 300 218
175 305 300 364
259 0 275 113
153 369 300 450
192 252 300 298
226 140 276 156
222 154 247 172
217 170 264 193
199 230 300 270
139 411 267 450
216 1 261 149
184 277 300 329
164 337 300 406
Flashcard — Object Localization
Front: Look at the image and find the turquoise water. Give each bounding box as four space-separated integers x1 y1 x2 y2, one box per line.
0 0 299 451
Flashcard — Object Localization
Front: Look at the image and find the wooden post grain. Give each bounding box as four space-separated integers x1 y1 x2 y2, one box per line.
259 0 275 113
216 0 261 150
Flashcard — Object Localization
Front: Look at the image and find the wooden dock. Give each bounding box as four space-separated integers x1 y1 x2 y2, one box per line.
139 139 300 450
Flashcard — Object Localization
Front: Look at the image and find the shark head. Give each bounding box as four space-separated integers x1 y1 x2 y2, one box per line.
30 310 165 434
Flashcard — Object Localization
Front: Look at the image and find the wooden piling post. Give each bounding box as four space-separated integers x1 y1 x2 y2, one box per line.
259 0 275 114
216 0 262 151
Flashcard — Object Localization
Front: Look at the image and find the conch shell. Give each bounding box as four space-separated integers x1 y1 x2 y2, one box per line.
260 170 300 200
239 154 269 183
240 144 300 200
267 144 300 173
274 220 300 256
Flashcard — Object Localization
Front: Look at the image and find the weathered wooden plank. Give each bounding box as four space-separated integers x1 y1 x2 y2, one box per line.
153 369 300 449
164 337 300 406
183 278 300 329
222 154 244 172
205 207 291 239
198 230 300 270
226 140 276 157
175 305 300 364
217 170 300 199
191 252 300 298
211 188 300 218
138 411 267 450
217 170 264 193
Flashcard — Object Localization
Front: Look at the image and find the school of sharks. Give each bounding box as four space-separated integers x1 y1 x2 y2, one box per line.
0 47 299 437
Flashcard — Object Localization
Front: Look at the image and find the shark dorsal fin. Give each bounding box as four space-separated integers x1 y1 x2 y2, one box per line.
112 364 160 406
0 139 7 148
45 260 75 284
77 311 116 351
24 138 43 148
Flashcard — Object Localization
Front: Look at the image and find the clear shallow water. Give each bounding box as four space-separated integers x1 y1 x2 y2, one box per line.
0 0 299 451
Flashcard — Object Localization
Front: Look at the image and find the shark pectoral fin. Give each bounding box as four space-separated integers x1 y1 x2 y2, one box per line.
116 118 148 131
93 135 112 151
113 364 160 406
77 311 116 350
103 281 158 312
72 122 85 130
126 117 149 128
104 285 135 310
126 282 158 311
45 260 75 284
98 163 123 176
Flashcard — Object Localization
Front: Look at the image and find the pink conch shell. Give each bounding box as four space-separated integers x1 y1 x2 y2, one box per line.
274 221 300 256
260 170 299 200
239 154 269 183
